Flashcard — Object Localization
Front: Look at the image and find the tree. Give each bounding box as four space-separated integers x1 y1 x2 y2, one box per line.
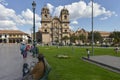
62 36 69 45
36 31 42 43
78 34 86 43
70 35 77 43
109 31 120 45
88 31 103 44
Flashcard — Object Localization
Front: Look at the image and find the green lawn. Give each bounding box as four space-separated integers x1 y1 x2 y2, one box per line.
38 46 120 80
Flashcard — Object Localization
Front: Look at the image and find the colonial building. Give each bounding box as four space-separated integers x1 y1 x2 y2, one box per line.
39 6 70 44
98 31 111 44
75 28 88 39
74 28 88 44
0 30 28 43
98 31 111 41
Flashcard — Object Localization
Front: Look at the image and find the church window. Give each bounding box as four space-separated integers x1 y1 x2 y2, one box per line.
45 29 47 32
64 24 67 26
5 34 7 37
65 30 67 32
64 15 67 19
45 15 47 18
45 11 47 14
44 24 47 26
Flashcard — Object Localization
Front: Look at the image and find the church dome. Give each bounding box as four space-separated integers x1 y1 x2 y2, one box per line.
60 7 69 15
42 5 49 11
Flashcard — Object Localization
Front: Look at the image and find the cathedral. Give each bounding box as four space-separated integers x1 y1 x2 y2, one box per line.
38 6 70 45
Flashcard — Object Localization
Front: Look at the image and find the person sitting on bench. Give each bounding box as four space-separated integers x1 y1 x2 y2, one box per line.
30 54 45 80
23 53 51 80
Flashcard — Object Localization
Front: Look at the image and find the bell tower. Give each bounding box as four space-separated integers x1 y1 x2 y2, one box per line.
41 6 52 44
39 6 70 45
41 6 51 21
60 7 69 22
60 7 70 44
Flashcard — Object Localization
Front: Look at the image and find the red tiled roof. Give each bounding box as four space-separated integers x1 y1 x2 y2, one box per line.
0 30 28 35
99 31 110 35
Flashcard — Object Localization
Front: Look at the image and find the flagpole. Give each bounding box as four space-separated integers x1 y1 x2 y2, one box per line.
91 0 94 56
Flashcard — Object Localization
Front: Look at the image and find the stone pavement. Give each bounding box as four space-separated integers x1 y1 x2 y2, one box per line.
0 44 37 80
82 55 120 73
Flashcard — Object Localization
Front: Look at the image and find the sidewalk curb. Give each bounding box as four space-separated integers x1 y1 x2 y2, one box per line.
82 57 120 74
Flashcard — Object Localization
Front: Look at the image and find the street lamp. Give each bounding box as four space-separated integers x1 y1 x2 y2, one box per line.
32 1 37 57
91 0 94 56
32 0 36 48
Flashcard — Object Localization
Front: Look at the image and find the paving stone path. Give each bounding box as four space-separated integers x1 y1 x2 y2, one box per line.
0 44 37 80
82 55 120 73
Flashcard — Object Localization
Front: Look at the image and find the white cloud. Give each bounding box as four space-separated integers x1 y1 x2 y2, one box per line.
100 17 108 20
21 9 41 26
0 0 117 31
0 4 41 30
46 3 54 14
0 20 18 30
0 4 18 30
71 20 78 25
0 4 15 20
53 6 63 16
69 25 80 31
69 25 74 30
52 1 116 20
0 0 8 6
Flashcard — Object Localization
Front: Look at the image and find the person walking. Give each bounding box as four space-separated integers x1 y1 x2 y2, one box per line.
20 42 27 62
114 47 119 54
86 48 90 59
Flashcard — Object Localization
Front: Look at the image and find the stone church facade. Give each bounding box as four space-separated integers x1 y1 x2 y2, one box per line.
39 6 70 45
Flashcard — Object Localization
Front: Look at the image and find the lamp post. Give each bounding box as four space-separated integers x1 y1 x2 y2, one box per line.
32 1 36 48
91 0 94 56
32 1 37 57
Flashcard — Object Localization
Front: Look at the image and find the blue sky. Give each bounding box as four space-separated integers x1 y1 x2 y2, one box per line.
0 0 120 34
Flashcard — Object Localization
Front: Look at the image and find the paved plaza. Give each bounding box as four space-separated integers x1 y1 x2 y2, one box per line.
82 55 120 73
0 44 23 80
1 44 120 80
0 44 37 80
